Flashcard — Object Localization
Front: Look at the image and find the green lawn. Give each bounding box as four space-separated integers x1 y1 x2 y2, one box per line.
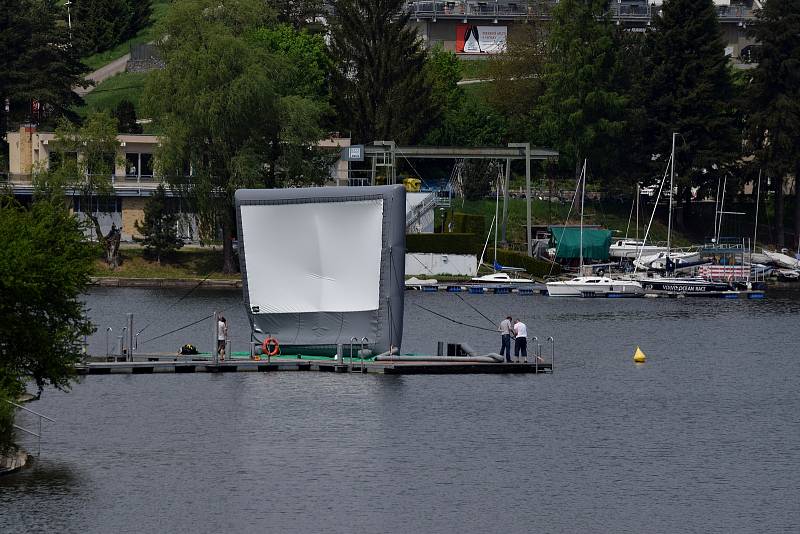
81 0 172 72
459 58 492 80
93 247 239 279
78 71 150 116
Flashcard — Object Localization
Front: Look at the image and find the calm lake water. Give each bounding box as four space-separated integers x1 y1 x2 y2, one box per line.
2 288 799 533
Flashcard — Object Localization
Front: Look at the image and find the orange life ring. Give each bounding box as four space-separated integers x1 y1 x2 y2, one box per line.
262 336 280 356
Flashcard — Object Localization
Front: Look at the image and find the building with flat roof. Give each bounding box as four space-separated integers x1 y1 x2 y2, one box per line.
405 0 759 64
2 125 351 242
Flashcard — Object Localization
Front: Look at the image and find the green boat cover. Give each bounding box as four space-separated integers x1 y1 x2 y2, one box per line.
549 226 612 261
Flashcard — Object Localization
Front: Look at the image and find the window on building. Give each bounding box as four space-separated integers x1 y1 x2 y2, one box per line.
141 153 153 178
125 152 155 180
74 196 122 214
126 153 139 178
49 151 77 169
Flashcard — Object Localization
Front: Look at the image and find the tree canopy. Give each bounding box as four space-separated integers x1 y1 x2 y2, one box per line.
536 0 628 181
329 0 439 144
638 0 739 210
144 0 329 272
73 0 153 55
746 0 800 246
0 198 96 396
0 0 88 127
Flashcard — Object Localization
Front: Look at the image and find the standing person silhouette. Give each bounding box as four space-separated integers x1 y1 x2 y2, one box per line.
217 316 228 361
513 319 527 361
498 316 513 363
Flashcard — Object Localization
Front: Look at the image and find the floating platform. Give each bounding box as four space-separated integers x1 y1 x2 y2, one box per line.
643 289 766 299
77 355 552 376
406 283 548 294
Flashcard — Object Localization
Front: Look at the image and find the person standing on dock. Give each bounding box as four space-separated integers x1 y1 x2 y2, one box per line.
217 316 228 361
513 319 527 361
498 316 513 362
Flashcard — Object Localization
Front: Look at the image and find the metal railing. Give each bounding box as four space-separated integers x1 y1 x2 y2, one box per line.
406 191 437 231
4 399 55 457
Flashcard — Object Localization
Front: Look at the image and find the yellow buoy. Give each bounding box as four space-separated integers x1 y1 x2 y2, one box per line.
633 346 646 363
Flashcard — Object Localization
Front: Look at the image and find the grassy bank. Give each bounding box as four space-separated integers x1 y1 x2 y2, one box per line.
81 0 172 71
438 198 692 247
93 247 238 280
79 71 151 119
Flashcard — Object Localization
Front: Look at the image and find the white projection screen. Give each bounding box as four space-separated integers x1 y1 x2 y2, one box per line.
240 200 384 313
235 186 406 355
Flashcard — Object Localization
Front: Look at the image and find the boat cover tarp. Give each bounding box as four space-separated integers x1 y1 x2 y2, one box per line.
236 185 406 354
549 226 612 261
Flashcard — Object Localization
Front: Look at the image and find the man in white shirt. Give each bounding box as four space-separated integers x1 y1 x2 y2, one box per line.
513 319 527 361
217 316 228 361
498 316 513 362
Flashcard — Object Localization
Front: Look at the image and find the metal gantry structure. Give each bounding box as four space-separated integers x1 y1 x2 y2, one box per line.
354 141 558 256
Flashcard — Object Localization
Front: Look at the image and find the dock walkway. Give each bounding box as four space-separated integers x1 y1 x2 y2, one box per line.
77 356 552 376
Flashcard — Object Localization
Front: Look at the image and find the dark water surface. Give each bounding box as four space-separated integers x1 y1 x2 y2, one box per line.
2 288 799 533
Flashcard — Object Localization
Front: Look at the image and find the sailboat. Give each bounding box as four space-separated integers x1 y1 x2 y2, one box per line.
473 165 534 284
546 161 644 297
630 133 737 294
610 184 668 259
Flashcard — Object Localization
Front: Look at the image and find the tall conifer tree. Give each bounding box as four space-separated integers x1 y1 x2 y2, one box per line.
329 0 438 144
638 0 738 227
536 0 628 181
747 0 800 247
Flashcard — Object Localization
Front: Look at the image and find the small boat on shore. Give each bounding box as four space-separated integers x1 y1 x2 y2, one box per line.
471 272 534 284
610 239 668 259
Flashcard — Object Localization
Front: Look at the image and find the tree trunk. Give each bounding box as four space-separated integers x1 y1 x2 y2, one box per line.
89 215 120 269
222 219 235 274
775 175 785 247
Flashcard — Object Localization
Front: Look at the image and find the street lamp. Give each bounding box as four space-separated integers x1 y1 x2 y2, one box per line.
65 1 73 41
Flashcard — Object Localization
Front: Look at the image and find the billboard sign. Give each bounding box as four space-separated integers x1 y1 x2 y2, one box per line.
456 24 507 54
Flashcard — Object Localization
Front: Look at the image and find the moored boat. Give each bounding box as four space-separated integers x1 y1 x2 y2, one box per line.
546 276 644 297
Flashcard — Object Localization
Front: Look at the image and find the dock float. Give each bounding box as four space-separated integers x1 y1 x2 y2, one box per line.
76 358 552 376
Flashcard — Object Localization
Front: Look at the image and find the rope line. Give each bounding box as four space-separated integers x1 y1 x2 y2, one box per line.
140 304 237 345
136 272 215 336
414 303 496 333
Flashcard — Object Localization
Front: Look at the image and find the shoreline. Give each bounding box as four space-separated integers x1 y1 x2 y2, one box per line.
90 276 242 289
0 449 29 476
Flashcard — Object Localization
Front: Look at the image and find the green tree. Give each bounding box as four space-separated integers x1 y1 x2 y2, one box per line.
134 184 184 263
144 0 327 273
112 99 143 134
0 0 88 128
486 21 548 142
36 112 122 267
270 0 325 31
330 0 439 144
536 0 628 181
74 0 153 55
0 198 96 397
638 0 739 229
746 0 800 247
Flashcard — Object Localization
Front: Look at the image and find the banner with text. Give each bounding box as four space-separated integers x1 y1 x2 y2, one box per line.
455 24 507 54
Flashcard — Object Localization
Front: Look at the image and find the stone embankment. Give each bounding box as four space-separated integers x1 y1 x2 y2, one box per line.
0 449 29 476
91 277 241 289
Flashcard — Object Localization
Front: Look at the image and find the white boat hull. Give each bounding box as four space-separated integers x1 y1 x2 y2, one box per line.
471 273 535 284
546 277 644 297
633 251 701 270
609 240 669 259
763 250 800 269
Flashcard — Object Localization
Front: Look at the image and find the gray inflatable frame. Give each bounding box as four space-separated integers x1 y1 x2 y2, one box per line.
235 185 406 355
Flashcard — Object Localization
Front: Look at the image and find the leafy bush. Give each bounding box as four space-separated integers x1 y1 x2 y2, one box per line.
406 233 479 255
452 212 485 236
0 387 15 455
490 248 561 278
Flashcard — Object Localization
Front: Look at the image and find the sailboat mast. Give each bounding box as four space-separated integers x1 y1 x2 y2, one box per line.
579 160 586 272
494 167 500 270
753 169 761 251
667 132 676 252
636 183 639 242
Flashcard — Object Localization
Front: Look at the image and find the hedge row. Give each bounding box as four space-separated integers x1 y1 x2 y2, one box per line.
489 248 561 278
406 233 478 255
452 212 485 236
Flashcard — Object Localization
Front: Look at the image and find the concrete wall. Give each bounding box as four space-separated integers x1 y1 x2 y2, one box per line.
406 253 478 276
